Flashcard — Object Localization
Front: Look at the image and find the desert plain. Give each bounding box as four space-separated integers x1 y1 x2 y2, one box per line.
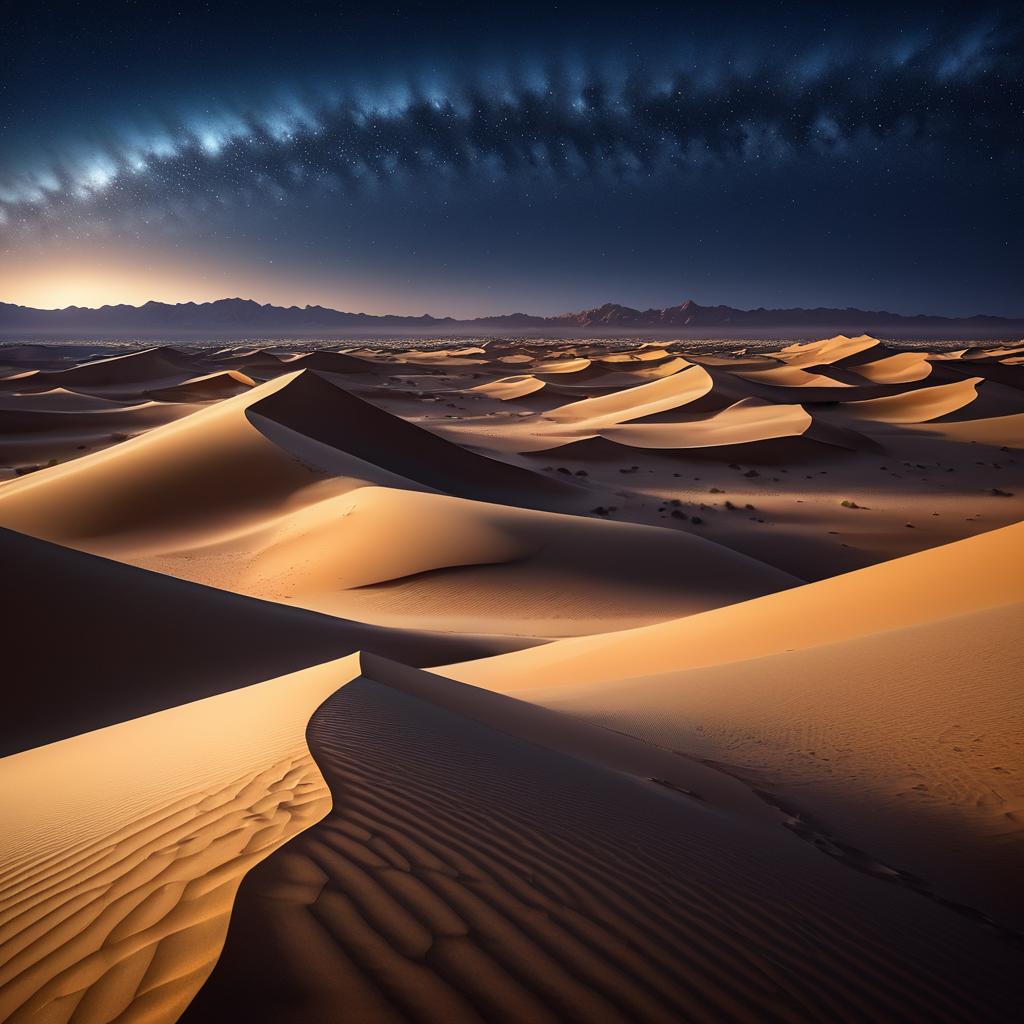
0 333 1022 1023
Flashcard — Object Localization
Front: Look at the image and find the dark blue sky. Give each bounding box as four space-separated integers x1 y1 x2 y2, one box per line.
1 1 1021 315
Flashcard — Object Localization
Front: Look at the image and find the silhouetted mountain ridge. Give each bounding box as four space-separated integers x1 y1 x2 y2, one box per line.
1 296 1020 339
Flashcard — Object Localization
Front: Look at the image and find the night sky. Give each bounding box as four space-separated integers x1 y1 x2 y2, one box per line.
1 1 1021 316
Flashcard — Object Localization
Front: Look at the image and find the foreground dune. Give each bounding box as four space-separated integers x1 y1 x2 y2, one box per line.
445 523 1024 929
0 657 361 1024
531 600 1024 928
183 655 1021 1023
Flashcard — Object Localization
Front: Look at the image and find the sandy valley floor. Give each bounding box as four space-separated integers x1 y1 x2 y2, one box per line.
0 334 1022 1022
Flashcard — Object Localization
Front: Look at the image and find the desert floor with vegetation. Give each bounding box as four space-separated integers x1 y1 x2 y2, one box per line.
0 334 1022 1023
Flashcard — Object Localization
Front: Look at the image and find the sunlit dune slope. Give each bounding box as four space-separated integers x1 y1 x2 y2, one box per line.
0 656 362 1024
444 523 1024 928
444 521 1024 689
191 484 800 636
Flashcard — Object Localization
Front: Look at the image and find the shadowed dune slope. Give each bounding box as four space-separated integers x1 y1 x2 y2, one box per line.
0 388 136 412
0 528 534 756
279 351 380 374
246 370 572 507
183 657 1021 1024
0 399 189 436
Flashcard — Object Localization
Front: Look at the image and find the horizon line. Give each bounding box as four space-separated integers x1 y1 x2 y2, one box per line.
3 295 1022 321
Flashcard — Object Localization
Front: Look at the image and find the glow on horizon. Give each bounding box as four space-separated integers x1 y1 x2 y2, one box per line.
0 246 545 317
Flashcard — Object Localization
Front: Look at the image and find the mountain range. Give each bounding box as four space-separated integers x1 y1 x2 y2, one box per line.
1 297 1021 340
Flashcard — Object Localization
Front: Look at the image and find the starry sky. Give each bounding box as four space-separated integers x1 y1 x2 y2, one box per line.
1 1 1021 316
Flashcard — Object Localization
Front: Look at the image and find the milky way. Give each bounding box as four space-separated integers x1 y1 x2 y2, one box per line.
1 18 1019 238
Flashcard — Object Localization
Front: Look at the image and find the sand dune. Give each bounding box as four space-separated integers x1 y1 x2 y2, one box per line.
445 521 1024 691
831 375 987 423
539 356 691 389
0 344 79 369
734 365 853 387
599 398 815 447
145 369 256 402
245 370 574 508
534 600 1024 928
183 655 1021 1024
467 374 547 400
2 335 1022 1024
444 522 1024 926
703 369 916 408
595 347 673 362
530 398 874 460
545 363 713 428
530 356 591 374
909 410 1024 447
0 373 351 549
0 370 572 554
9 347 203 391
779 334 885 368
155 484 799 637
208 347 290 376
0 527 530 755
0 387 135 411
0 656 361 1024
0 390 200 475
849 351 934 383
0 399 188 437
279 351 380 374
490 394 836 459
